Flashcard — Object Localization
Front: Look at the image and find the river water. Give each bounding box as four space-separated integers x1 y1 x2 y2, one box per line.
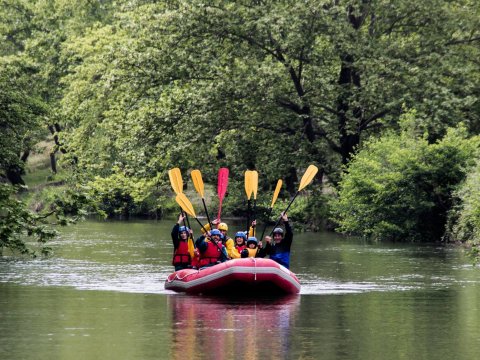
1 219 480 359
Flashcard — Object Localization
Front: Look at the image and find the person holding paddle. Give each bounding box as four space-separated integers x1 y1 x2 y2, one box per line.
171 213 194 271
263 212 294 269
195 229 229 268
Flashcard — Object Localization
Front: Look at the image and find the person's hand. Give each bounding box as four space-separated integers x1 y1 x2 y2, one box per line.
281 212 288 222
251 220 257 227
178 213 185 224
265 236 272 244
212 218 220 225
241 249 249 258
258 241 263 248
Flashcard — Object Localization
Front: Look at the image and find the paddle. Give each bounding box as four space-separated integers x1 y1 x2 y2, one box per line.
168 168 183 195
269 165 318 235
175 193 223 252
217 168 229 222
251 170 258 236
258 179 282 243
169 168 195 257
191 169 212 229
168 167 189 228
244 170 254 235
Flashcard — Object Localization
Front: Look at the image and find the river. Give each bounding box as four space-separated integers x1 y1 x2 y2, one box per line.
1 219 480 359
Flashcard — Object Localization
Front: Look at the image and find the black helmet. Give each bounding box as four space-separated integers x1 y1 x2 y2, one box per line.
273 227 284 235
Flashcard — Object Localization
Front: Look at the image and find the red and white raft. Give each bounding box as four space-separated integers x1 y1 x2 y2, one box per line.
165 258 301 295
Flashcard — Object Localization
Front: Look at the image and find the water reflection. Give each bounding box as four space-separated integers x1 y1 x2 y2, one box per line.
168 294 300 360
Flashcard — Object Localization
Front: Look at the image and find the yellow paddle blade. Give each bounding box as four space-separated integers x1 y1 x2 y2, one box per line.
191 169 205 198
187 237 195 259
298 164 318 191
244 170 253 200
175 193 196 218
251 170 258 200
168 168 183 195
271 179 282 208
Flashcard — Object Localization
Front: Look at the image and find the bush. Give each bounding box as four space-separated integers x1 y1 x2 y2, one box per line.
447 160 480 253
331 124 480 242
85 171 161 218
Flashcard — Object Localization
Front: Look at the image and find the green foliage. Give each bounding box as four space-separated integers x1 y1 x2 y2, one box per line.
84 170 162 218
3 0 480 229
447 160 480 258
0 183 55 257
332 123 480 242
0 57 47 175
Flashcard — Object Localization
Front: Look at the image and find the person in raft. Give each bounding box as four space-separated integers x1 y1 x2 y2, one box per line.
234 231 247 254
202 219 256 259
201 219 235 259
195 229 228 268
240 236 266 258
263 212 293 269
171 213 193 271
223 221 257 259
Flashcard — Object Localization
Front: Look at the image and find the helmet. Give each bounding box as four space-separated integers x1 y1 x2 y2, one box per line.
234 231 247 240
218 222 228 231
273 227 284 235
179 226 189 233
210 229 222 237
247 237 258 245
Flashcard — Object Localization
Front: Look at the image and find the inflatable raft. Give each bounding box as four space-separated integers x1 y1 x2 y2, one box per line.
165 258 301 295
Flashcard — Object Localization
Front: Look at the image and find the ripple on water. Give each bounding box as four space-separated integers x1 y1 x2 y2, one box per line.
0 258 174 294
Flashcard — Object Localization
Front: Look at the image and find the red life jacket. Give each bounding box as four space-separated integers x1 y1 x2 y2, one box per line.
198 240 224 267
235 244 247 252
172 240 191 266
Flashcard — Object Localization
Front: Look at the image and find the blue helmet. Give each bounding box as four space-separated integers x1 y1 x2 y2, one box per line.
179 226 189 233
247 237 258 245
234 231 247 240
210 229 222 237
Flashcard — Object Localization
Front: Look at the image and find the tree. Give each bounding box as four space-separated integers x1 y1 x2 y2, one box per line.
331 118 480 242
59 0 480 195
0 57 47 185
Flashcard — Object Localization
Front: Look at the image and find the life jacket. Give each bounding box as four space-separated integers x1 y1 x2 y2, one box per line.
245 248 258 258
172 240 191 266
235 244 247 253
198 240 224 267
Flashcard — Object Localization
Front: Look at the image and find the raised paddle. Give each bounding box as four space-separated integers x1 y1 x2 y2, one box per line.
244 170 254 235
191 169 212 229
168 167 189 227
269 165 318 235
168 168 183 195
251 170 258 236
258 179 282 244
175 193 223 252
217 167 229 222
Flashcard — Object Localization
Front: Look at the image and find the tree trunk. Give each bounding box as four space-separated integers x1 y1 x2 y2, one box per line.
6 165 25 186
50 153 57 174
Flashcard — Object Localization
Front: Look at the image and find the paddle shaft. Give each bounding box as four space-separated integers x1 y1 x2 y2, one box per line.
269 191 299 236
252 199 256 237
201 198 212 230
259 207 273 243
246 199 251 235
192 216 224 252
184 213 194 241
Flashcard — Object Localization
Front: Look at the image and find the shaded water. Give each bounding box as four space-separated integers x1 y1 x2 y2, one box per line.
1 220 480 359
